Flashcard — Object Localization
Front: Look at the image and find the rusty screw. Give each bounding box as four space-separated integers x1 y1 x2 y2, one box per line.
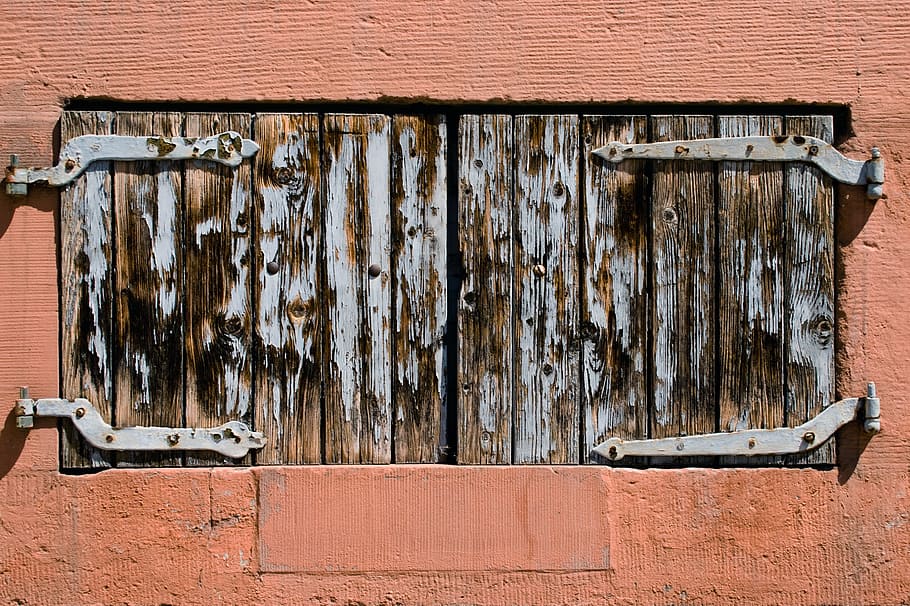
533 264 546 277
64 158 77 172
608 445 618 459
748 438 757 449
167 433 180 446
74 407 86 419
105 434 115 443
803 431 816 443
266 261 279 275
368 264 382 278
808 145 819 156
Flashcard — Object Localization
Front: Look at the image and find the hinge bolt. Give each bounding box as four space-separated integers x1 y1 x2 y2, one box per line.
803 431 815 443
75 407 85 419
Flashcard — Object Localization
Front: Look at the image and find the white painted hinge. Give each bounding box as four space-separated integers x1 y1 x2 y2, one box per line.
592 135 885 200
14 387 266 458
4 131 260 196
592 383 881 462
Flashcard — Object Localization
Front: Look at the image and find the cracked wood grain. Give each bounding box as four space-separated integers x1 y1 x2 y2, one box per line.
59 110 115 470
253 113 323 464
184 112 253 466
457 115 513 464
113 111 184 467
513 114 580 464
581 115 649 463
784 115 836 465
650 115 716 442
323 114 392 464
391 114 447 463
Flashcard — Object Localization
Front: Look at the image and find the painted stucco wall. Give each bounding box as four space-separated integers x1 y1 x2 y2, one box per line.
1 2 909 604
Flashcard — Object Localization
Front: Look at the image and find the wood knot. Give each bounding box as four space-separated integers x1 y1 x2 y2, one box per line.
579 321 599 341
662 207 678 223
287 298 312 323
552 182 565 197
222 316 243 335
275 167 293 185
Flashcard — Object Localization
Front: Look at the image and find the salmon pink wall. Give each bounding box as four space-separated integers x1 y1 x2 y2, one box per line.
1 1 909 604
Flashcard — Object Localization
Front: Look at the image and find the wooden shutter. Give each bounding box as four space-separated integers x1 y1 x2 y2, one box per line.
456 112 836 466
60 111 448 468
59 109 836 468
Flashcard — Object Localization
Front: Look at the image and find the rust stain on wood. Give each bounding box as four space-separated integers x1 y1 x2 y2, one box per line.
112 111 184 467
184 112 253 466
581 115 649 462
323 114 392 464
391 114 447 463
650 115 716 442
253 113 323 464
59 110 115 470
457 115 513 464
513 115 580 464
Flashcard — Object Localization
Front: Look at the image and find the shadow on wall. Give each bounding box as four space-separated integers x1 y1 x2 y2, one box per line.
0 406 29 479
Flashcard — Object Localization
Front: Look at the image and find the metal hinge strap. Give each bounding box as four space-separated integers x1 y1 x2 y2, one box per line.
15 388 266 458
592 383 881 461
5 131 260 196
592 135 885 200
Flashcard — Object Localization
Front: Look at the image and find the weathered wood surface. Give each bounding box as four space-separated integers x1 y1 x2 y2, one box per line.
784 115 836 465
716 116 786 466
581 116 649 463
113 111 184 467
513 115 580 464
59 111 115 469
391 115 448 463
253 113 324 465
323 114 392 464
650 115 716 441
457 115 513 464
184 112 253 466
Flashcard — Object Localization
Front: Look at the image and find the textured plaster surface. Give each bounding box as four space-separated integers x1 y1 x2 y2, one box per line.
1 1 909 604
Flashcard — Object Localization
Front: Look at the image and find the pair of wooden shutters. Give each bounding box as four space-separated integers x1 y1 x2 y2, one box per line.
60 110 834 469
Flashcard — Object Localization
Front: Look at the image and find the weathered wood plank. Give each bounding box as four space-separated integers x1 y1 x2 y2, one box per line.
650 115 716 441
183 112 253 466
59 111 115 469
112 111 184 467
253 113 323 465
784 115 836 465
513 114 580 464
457 115 513 464
391 115 447 463
323 114 392 464
716 115 786 466
581 115 649 463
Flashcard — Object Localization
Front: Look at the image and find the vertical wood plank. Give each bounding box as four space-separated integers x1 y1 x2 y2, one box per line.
513 114 580 464
457 115 513 464
716 115 786 466
323 114 392 464
253 113 323 465
391 115 447 463
59 111 115 469
784 115 836 465
113 111 184 467
650 115 716 441
581 115 649 462
183 113 253 466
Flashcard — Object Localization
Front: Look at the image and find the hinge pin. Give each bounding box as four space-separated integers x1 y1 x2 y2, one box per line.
864 381 881 434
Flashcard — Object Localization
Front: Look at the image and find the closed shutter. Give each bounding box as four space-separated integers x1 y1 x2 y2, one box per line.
59 109 835 468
